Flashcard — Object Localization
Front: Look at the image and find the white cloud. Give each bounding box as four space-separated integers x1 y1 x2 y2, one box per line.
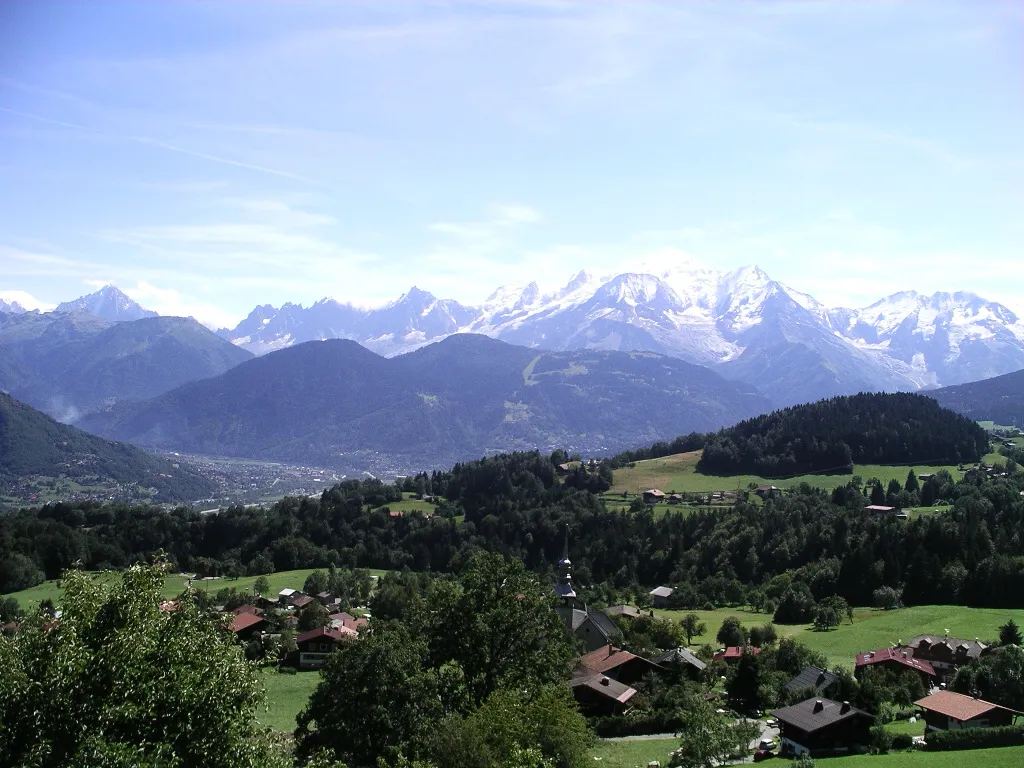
0 289 54 311
121 281 241 330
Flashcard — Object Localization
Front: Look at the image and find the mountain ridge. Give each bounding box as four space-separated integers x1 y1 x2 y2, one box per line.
55 285 157 322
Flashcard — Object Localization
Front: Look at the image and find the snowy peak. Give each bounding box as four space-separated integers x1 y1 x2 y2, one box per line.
55 285 157 322
0 298 28 314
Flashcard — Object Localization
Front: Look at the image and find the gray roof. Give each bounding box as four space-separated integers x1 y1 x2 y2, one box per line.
604 605 644 619
555 582 577 599
653 647 707 670
772 698 872 735
570 607 617 641
571 673 637 704
785 666 840 694
649 586 674 598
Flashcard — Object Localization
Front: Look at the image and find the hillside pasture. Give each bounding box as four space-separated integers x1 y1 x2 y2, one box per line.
650 605 1024 669
610 450 966 496
259 666 320 732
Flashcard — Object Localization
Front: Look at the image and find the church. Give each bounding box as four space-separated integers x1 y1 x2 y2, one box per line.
554 527 618 652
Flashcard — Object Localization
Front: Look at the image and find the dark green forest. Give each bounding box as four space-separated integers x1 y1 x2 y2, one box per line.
697 392 988 476
3 447 1023 611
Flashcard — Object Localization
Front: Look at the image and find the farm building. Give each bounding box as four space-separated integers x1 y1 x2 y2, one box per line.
773 698 873 757
914 690 1017 732
649 585 674 608
643 488 666 503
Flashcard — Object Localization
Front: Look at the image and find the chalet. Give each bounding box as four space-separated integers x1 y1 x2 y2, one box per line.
864 505 896 514
290 594 315 610
294 627 353 670
652 647 707 679
232 604 262 616
649 586 674 609
906 635 989 682
570 672 637 716
756 485 781 499
713 646 761 663
328 611 368 634
315 591 336 606
773 698 873 757
556 463 572 475
785 666 840 699
643 489 666 504
230 611 266 640
579 644 665 686
667 493 683 505
914 690 1017 731
604 604 645 620
278 588 298 604
854 648 935 685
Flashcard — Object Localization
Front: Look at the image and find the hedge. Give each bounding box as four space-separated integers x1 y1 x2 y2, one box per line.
589 711 685 737
924 724 1024 751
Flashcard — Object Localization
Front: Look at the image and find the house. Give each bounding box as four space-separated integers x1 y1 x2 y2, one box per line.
232 604 262 616
649 586 674 609
643 489 666 504
604 604 645 620
667 493 683 505
714 646 761 663
556 463 572 475
578 644 665 686
864 505 896 514
290 594 314 610
906 635 990 682
854 648 935 684
785 666 840 699
772 698 873 757
652 647 707 679
278 588 298 604
315 591 336 606
230 611 266 640
293 627 354 670
570 672 637 716
914 690 1017 731
756 485 781 499
328 611 368 634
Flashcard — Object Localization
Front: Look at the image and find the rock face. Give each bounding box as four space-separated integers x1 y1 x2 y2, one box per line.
217 265 1024 407
55 285 158 322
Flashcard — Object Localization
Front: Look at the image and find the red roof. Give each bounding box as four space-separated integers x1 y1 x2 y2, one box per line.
328 612 368 632
579 645 642 674
230 612 266 633
856 647 935 676
714 646 761 662
296 626 353 645
914 690 1009 722
291 595 314 608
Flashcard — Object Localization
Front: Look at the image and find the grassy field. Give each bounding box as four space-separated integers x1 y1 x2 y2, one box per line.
587 738 679 768
884 718 925 738
373 498 438 514
259 666 320 732
610 451 967 496
651 605 1024 668
1 567 390 610
587 740 1024 767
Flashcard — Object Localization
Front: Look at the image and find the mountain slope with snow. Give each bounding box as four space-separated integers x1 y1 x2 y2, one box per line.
211 265 1024 407
56 285 157 322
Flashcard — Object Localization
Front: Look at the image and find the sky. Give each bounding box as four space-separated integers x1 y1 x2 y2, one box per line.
1 1 1021 329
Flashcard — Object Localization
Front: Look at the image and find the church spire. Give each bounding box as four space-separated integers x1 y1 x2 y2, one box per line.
555 524 576 601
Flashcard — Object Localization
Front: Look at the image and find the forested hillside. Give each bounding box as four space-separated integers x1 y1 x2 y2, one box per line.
930 369 1024 427
697 392 988 477
0 393 214 507
3 449 1022 611
80 334 771 469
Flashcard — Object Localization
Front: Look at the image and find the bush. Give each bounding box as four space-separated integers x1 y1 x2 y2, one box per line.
924 723 1024 751
891 733 914 751
870 725 893 754
589 711 685 737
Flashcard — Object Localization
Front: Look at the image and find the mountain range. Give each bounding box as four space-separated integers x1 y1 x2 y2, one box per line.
212 265 1024 406
0 310 252 421
78 334 772 470
930 369 1024 428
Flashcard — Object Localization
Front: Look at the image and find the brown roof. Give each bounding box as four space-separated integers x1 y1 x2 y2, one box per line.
290 595 314 608
914 691 1010 722
230 612 266 633
329 612 368 632
571 673 637 704
578 645 662 676
232 604 262 615
295 626 352 645
855 648 935 676
604 605 644 619
714 646 761 662
773 698 872 734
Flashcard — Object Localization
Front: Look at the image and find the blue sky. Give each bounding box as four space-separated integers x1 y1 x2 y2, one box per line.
1 1 1021 328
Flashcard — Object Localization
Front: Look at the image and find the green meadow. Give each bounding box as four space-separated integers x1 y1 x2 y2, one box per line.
610 450 967 497
259 666 321 732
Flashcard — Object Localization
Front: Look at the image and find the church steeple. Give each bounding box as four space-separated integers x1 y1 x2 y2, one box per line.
555 524 577 601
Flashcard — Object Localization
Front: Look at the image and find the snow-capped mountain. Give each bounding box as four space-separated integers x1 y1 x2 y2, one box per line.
55 285 157 322
0 298 28 314
215 267 1024 407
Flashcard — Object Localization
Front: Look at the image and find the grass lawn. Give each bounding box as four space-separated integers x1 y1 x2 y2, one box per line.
373 498 438 514
819 746 1024 767
884 719 925 738
2 567 391 610
587 738 679 768
650 605 1024 668
610 451 965 496
259 666 320 732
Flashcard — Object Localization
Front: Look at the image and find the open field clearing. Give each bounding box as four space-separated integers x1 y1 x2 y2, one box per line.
259 666 320 732
651 605 1024 668
609 451 967 496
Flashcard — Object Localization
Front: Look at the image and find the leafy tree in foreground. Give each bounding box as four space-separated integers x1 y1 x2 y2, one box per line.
0 564 288 768
953 645 1024 711
668 697 757 768
716 616 746 647
253 575 270 595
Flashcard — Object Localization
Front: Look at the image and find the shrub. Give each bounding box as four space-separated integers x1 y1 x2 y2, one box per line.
924 723 1024 751
891 733 914 751
589 711 685 737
